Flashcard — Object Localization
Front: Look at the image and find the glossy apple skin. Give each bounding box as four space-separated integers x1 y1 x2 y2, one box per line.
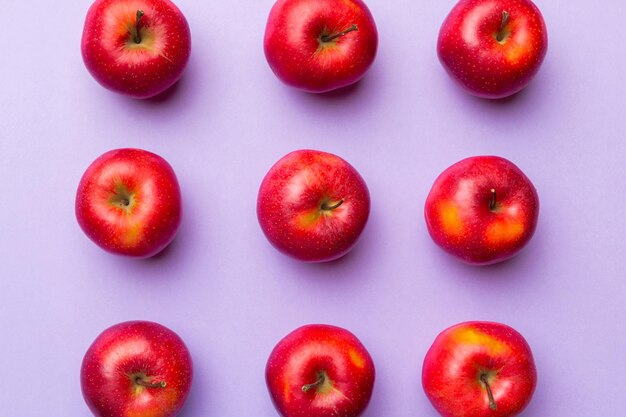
422 321 537 417
75 148 182 258
264 0 378 93
81 0 191 98
437 0 547 99
81 321 193 417
424 156 538 265
266 324 375 417
257 150 370 262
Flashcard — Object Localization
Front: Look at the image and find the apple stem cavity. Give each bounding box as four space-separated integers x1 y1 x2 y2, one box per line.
496 11 510 42
110 185 134 211
321 24 358 43
302 373 326 393
489 188 497 211
133 10 145 44
135 377 167 389
480 374 497 411
321 199 344 211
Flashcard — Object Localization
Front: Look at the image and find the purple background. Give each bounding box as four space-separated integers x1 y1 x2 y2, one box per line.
1 0 625 415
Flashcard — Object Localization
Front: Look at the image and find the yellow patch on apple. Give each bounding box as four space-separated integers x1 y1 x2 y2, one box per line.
438 201 463 237
452 328 508 354
349 349 366 368
485 220 524 245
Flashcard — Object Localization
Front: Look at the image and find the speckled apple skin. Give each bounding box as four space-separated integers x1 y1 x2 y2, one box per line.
266 324 375 417
264 0 378 93
257 149 370 262
424 156 539 265
81 0 191 98
81 321 193 417
437 0 547 99
422 321 537 417
75 148 182 258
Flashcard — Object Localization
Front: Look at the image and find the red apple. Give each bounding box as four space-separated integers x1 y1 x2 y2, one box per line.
437 0 548 99
264 0 378 93
266 324 375 417
422 321 537 417
424 156 539 265
81 321 193 417
75 148 182 258
81 0 191 99
257 149 370 262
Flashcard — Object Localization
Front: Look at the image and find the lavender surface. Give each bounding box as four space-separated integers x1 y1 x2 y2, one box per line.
0 0 625 415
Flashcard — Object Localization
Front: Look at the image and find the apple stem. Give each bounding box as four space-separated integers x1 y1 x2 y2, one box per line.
321 24 358 43
133 10 145 44
489 188 497 211
496 11 510 42
321 199 344 211
302 374 325 392
135 377 167 389
480 374 497 411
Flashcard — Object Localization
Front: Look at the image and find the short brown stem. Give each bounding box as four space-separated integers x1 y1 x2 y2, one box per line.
489 188 497 211
496 11 510 42
321 24 358 43
135 377 166 389
480 374 497 411
321 199 344 211
302 374 325 392
133 10 145 43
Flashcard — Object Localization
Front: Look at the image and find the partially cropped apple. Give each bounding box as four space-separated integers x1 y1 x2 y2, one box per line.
81 0 191 98
81 321 193 417
266 324 375 417
422 321 537 417
75 148 182 258
257 149 370 262
264 0 378 93
424 156 539 265
437 0 548 99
